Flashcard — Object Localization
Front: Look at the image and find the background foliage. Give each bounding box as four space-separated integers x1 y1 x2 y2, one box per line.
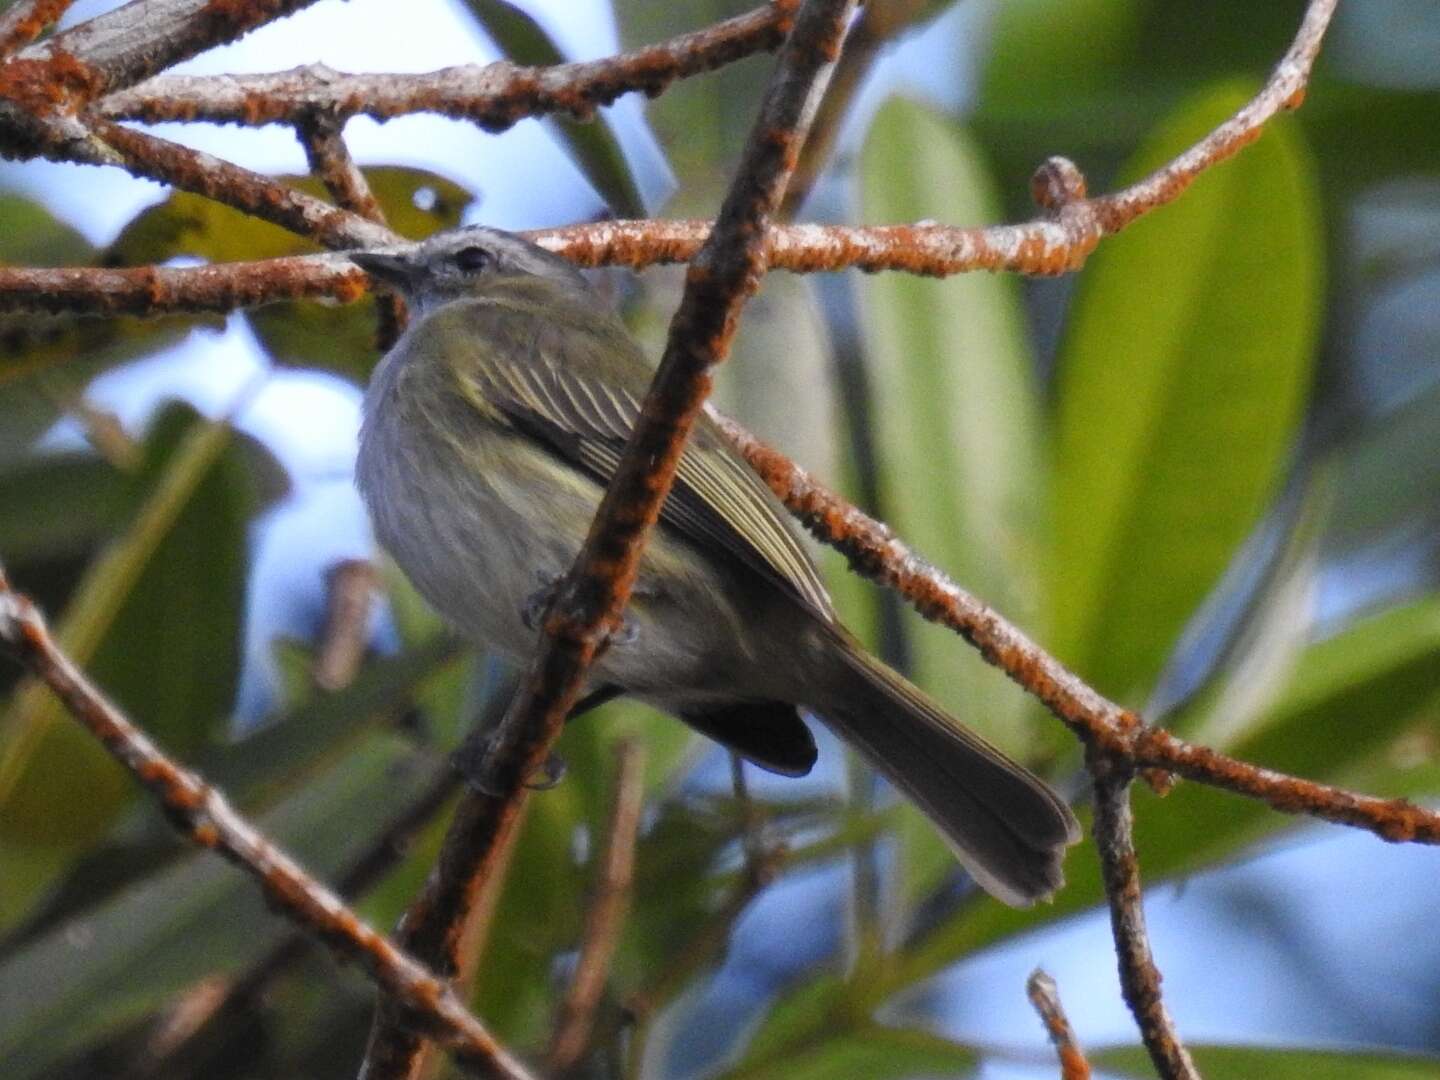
1 1 1439 1077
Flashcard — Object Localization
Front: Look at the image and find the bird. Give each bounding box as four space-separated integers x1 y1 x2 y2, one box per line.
351 225 1079 906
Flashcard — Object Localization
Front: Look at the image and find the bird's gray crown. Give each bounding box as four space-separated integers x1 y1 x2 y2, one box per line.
349 225 594 317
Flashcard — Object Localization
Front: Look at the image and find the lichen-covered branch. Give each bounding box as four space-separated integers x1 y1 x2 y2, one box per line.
1090 758 1199 1080
98 1 799 128
0 0 75 59
0 576 532 1080
1027 969 1092 1080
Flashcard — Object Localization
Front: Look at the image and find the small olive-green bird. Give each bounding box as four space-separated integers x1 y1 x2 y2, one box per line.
352 227 1079 906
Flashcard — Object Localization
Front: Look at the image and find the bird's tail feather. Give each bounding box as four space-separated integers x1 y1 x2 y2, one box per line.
813 632 1080 907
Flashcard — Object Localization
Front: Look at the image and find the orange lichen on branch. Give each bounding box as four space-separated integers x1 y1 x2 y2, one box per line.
0 0 74 57
16 0 325 100
1027 970 1091 1080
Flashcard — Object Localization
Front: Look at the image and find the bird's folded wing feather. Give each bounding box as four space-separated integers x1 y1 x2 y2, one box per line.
451 307 834 619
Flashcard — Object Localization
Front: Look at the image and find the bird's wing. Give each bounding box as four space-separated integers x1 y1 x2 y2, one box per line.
450 304 834 619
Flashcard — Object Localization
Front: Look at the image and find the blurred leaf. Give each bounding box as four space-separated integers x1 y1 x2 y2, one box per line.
615 2 767 211
1099 1043 1440 1079
981 0 1145 106
1051 81 1323 703
0 406 252 851
857 97 1049 902
473 698 703 1046
721 969 978 1080
0 735 437 1079
0 452 129 569
726 1023 977 1080
0 192 92 266
2 636 462 953
458 0 646 217
107 167 472 266
0 192 190 445
856 96 1047 721
104 167 474 382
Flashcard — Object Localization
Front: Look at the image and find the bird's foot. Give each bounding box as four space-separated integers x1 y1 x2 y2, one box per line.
521 572 563 632
452 731 567 795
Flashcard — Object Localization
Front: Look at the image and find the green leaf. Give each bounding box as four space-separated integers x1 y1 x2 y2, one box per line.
0 407 258 850
722 971 978 1080
461 0 647 217
104 167 476 382
0 452 129 569
1051 80 1323 703
0 735 439 1079
0 192 190 444
981 0 1145 107
1098 1044 1440 1080
857 98 1046 742
107 166 473 266
2 637 464 953
857 97 1050 902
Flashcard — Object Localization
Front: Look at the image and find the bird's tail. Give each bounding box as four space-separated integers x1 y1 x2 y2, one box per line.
812 630 1080 907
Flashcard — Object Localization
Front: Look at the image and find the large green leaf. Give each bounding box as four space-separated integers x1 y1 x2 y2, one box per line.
725 1022 977 1080
858 97 1047 744
0 453 129 569
1050 81 1322 703
981 0 1146 107
461 0 647 217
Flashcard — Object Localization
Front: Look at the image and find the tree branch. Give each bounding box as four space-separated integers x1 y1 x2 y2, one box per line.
1027 969 1091 1080
547 739 646 1075
1090 756 1198 1080
0 574 533 1080
11 0 324 98
0 0 75 60
98 1 800 127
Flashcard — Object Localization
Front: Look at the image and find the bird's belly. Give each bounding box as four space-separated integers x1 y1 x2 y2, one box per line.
361 427 767 698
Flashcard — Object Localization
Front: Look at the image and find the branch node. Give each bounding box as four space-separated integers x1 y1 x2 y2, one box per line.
1031 155 1087 211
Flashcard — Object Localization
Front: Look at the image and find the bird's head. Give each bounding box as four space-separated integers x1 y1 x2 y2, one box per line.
349 225 594 318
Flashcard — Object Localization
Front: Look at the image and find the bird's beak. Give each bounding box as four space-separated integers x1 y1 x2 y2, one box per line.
349 249 418 286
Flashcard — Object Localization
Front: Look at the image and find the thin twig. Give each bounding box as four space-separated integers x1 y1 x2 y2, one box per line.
1090 754 1198 1080
1027 969 1091 1080
548 739 647 1075
356 3 857 1074
0 576 533 1080
312 559 379 693
0 0 75 59
293 113 407 348
296 113 386 224
98 1 800 127
86 117 395 249
135 762 463 1078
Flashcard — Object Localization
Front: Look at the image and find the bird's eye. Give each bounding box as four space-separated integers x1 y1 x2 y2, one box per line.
453 245 495 273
